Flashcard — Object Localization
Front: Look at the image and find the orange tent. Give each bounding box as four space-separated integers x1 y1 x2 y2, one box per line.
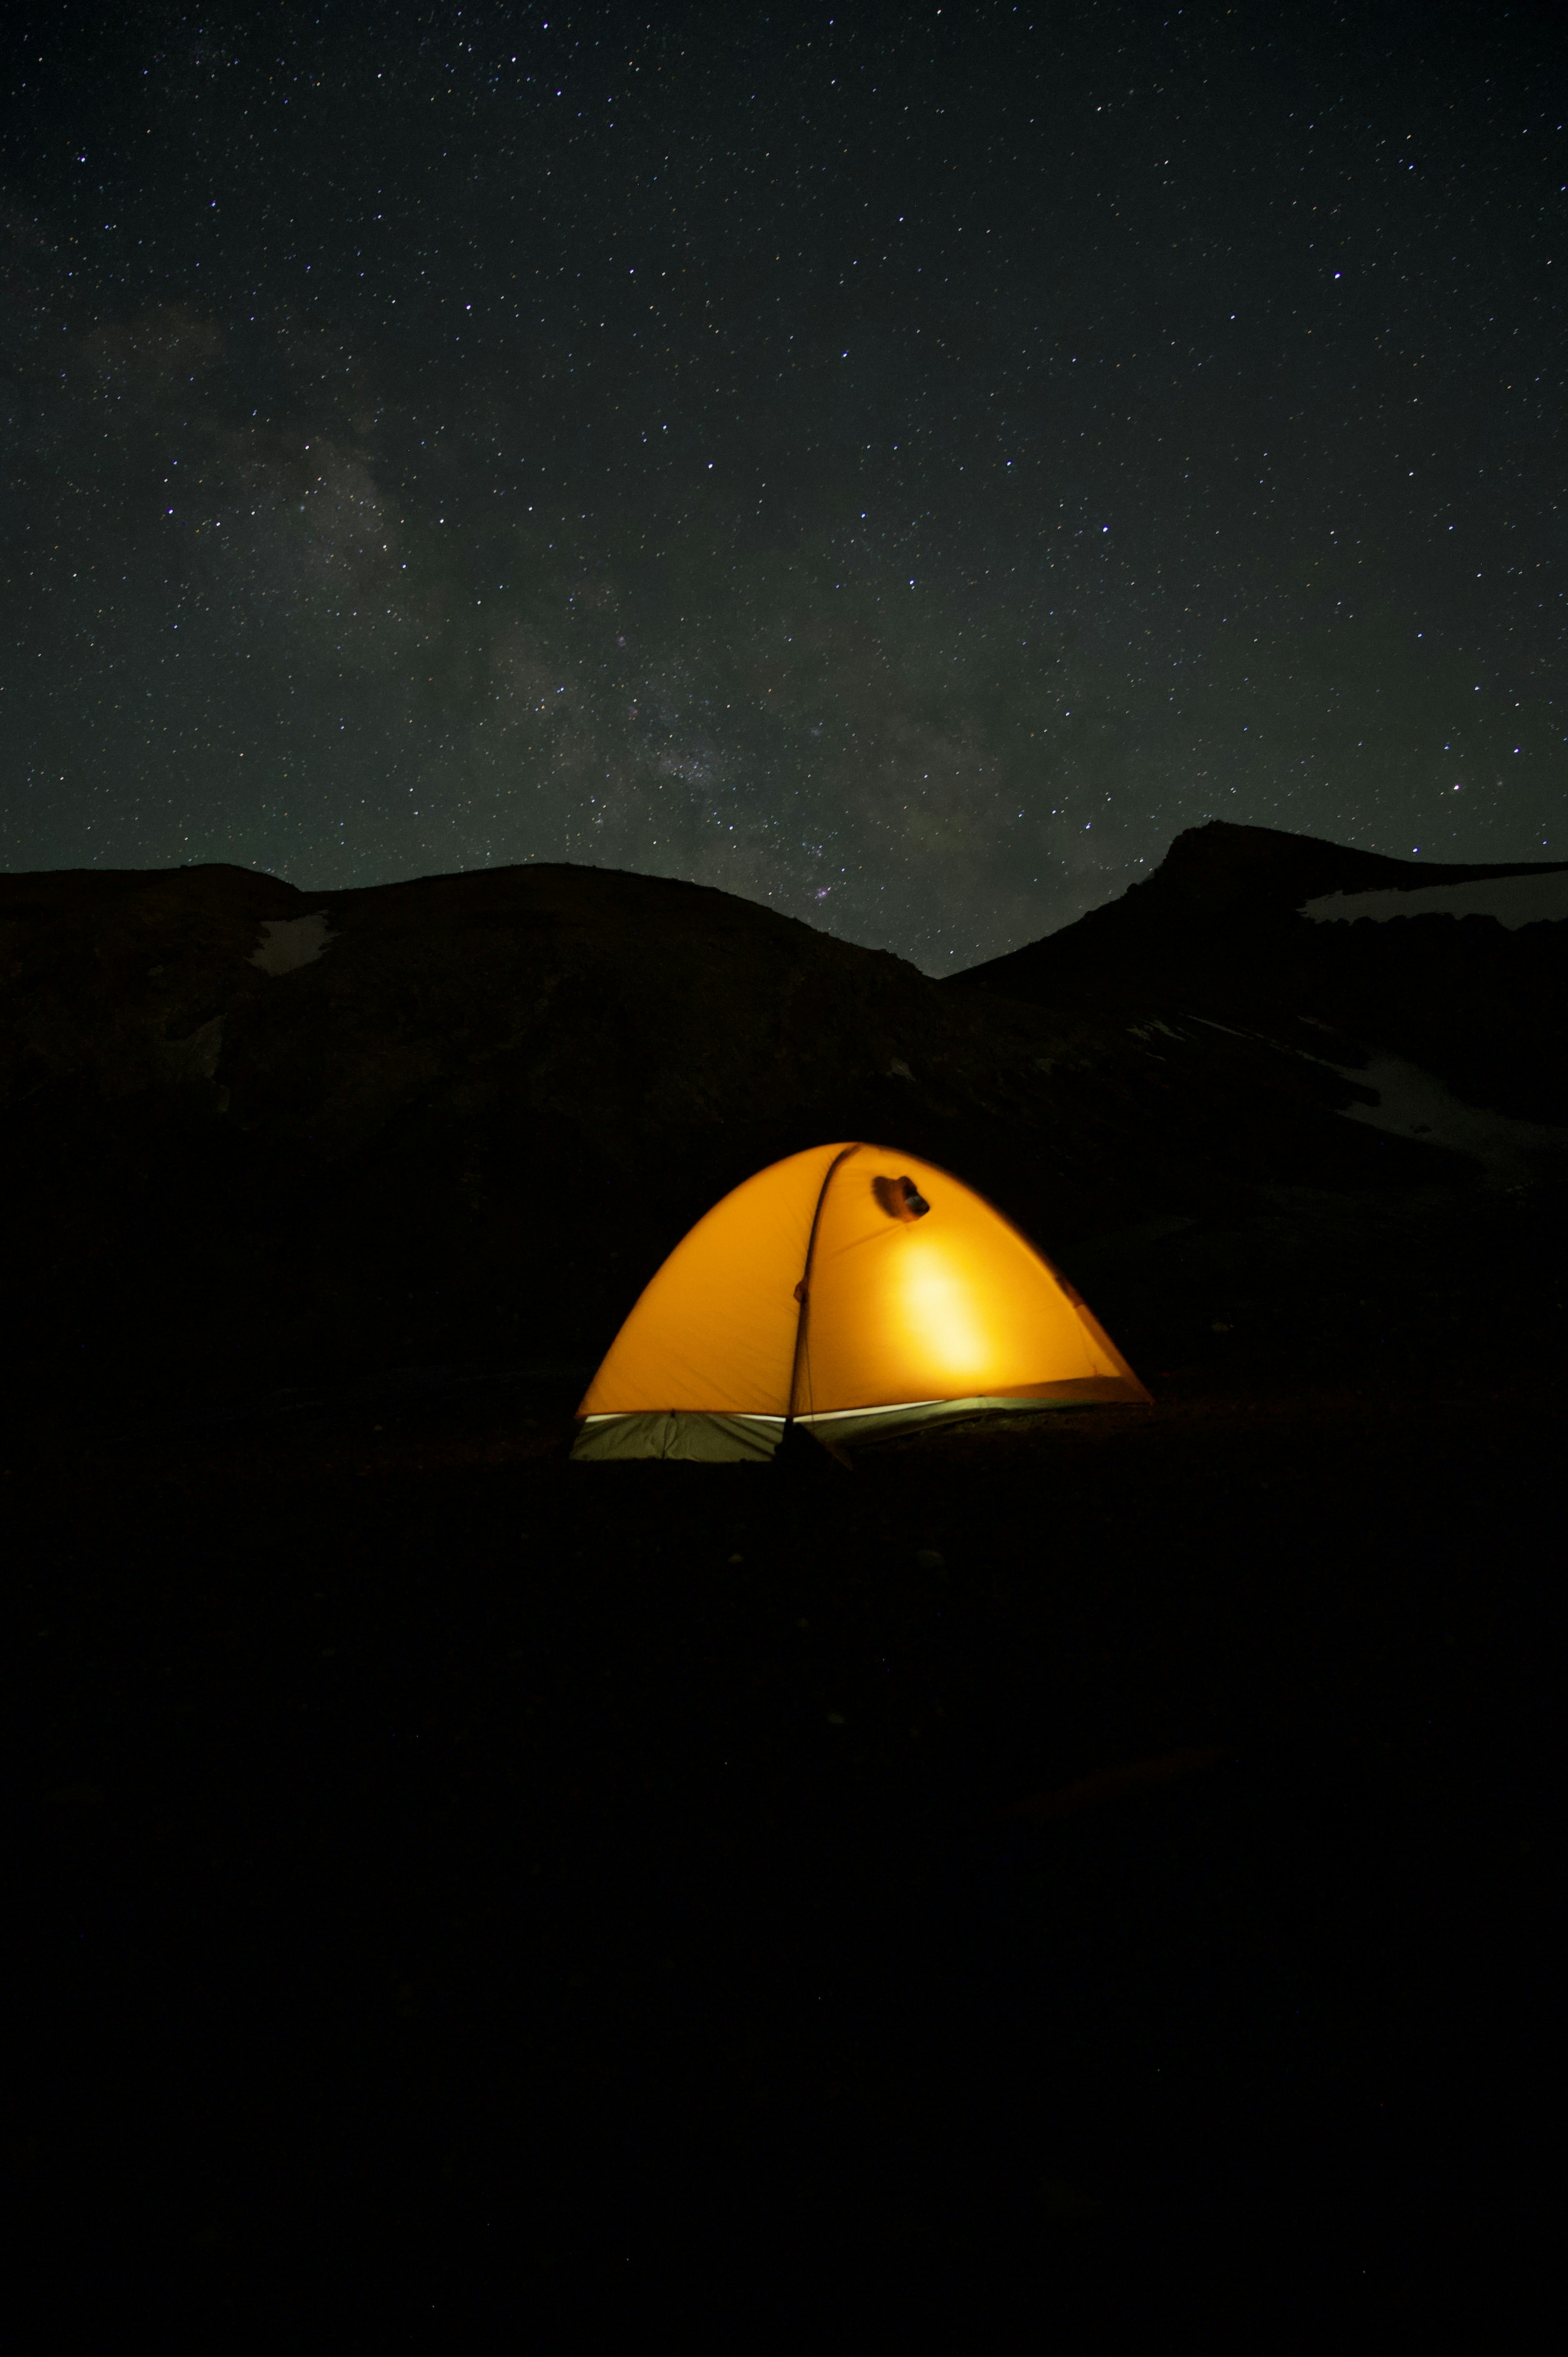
573 1142 1148 1460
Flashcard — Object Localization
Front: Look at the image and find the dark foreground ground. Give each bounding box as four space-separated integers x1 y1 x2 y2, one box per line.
12 1184 1558 2340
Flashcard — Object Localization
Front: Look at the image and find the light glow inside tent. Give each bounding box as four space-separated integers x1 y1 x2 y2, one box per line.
893 1236 991 1388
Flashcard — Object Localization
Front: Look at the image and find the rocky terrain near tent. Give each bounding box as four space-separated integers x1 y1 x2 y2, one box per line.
11 828 1561 2332
5 821 1564 1434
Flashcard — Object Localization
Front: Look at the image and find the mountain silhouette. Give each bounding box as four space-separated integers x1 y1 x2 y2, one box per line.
4 826 1564 1425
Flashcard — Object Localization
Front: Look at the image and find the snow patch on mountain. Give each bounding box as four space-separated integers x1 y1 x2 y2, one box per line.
1329 1052 1568 1180
1301 872 1568 931
251 912 334 974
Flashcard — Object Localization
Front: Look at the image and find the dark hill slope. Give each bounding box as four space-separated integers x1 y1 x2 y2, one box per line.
0 862 947 1399
953 823 1568 1122
1 859 1165 1417
3 849 1552 1427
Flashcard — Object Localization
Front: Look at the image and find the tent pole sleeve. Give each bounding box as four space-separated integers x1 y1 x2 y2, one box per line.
786 1145 860 1425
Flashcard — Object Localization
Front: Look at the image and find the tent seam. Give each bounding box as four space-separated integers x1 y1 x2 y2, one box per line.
786 1143 861 1425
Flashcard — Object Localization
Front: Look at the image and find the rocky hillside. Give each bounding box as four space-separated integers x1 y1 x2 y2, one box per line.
4 837 1560 1426
0 859 1115 1417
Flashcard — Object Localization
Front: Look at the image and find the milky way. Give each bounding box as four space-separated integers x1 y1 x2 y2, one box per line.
2 2 1561 968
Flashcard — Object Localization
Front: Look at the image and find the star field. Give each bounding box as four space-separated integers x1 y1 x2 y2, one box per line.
2 1 1563 968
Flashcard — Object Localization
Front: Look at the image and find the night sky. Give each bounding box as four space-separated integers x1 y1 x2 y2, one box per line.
2 1 1562 969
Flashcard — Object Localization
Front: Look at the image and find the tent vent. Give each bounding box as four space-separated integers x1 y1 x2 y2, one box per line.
875 1174 930 1221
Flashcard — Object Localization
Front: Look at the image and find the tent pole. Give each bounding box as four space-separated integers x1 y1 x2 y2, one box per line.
786 1144 860 1427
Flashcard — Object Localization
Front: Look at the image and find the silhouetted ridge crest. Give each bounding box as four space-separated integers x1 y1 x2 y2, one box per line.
956 821 1568 997
948 821 1568 1125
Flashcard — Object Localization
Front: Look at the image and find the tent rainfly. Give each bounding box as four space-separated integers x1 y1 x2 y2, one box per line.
572 1142 1149 1461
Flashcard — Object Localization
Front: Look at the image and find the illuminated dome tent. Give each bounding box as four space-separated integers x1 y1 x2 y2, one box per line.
572 1142 1149 1461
